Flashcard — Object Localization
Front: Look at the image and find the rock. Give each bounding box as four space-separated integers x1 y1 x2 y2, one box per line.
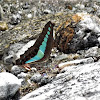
71 96 86 100
78 13 100 33
39 74 52 86
19 78 26 86
22 2 30 9
0 5 3 20
54 54 68 61
27 13 32 19
58 57 94 70
0 72 21 100
43 9 52 14
10 5 17 13
54 53 79 61
17 72 27 79
11 65 21 75
10 13 21 25
30 72 53 86
3 55 13 65
75 4 85 9
0 66 2 72
3 43 25 65
65 4 73 10
98 37 100 43
0 21 8 31
0 64 6 72
30 73 42 83
3 55 14 71
85 46 100 57
8 43 25 54
20 61 100 100
55 13 100 53
31 67 37 72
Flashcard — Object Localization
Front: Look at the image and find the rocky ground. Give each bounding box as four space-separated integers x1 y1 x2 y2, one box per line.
0 0 100 100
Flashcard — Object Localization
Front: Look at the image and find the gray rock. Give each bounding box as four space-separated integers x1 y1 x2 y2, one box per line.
30 73 53 86
17 72 27 79
0 5 3 20
31 67 37 72
30 73 42 83
75 4 85 9
10 13 21 25
20 61 100 100
85 46 100 57
3 55 13 65
54 54 68 61
39 74 53 86
59 57 94 69
0 66 2 72
54 53 79 61
11 65 21 75
43 9 52 14
56 13 100 53
10 5 17 13
0 64 6 72
19 78 26 86
22 2 30 9
9 43 25 54
0 72 21 100
71 96 86 100
3 43 24 65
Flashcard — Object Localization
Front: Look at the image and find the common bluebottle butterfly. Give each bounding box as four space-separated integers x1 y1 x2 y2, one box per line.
15 21 54 65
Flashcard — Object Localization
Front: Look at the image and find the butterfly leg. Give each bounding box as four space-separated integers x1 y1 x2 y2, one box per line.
23 63 31 71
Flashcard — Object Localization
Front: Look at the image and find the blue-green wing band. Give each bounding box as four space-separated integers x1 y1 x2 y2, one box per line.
24 22 53 64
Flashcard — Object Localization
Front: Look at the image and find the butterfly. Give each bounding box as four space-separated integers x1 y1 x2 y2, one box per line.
15 21 54 66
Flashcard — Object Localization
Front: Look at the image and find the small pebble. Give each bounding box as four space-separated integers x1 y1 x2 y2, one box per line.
30 73 42 83
40 75 51 86
22 2 30 9
0 5 3 20
19 78 26 86
0 66 2 72
27 13 32 18
44 9 52 14
31 67 37 72
11 65 21 75
3 55 13 65
10 14 21 25
0 21 8 31
17 72 27 79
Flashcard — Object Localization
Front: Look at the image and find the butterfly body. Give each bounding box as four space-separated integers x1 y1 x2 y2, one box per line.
15 21 54 65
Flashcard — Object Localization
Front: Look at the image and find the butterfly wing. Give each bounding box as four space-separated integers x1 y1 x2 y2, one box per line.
16 21 54 65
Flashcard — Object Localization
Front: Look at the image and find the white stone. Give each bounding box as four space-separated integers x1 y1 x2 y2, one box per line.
77 13 100 33
58 57 94 68
20 61 100 100
85 46 99 57
72 96 86 100
75 4 85 9
11 65 21 75
0 72 21 99
98 37 100 43
27 14 32 18
44 9 52 14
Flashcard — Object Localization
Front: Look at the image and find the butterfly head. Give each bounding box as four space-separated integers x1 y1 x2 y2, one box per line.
48 21 55 27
